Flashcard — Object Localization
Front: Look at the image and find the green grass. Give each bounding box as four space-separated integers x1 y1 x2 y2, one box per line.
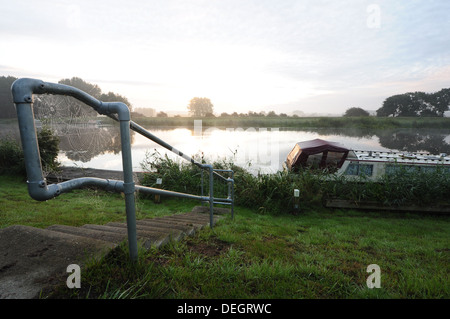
1 174 448 299
0 174 198 229
53 208 449 299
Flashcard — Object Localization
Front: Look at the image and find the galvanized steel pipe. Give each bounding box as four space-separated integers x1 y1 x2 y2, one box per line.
11 77 235 260
11 78 138 262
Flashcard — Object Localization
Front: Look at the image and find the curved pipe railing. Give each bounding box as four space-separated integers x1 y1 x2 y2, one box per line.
11 78 235 261
12 78 139 261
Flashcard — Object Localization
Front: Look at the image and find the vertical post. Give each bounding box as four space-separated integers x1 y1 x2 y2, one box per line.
208 165 214 228
15 100 45 189
201 169 204 206
231 172 235 219
119 119 138 262
294 189 300 214
154 178 162 203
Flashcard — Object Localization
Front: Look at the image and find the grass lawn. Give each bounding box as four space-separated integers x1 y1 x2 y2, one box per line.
1 174 449 299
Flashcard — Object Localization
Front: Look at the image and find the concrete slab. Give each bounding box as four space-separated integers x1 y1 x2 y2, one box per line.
0 208 224 299
0 225 114 299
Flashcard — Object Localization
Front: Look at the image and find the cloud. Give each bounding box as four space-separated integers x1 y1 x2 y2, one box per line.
1 0 449 113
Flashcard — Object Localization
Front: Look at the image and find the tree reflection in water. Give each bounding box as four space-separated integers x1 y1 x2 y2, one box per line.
3 96 449 167
311 127 450 154
33 95 134 163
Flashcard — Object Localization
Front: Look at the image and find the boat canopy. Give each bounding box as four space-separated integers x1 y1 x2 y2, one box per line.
286 138 352 170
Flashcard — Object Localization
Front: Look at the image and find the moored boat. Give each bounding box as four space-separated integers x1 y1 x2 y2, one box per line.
285 138 450 181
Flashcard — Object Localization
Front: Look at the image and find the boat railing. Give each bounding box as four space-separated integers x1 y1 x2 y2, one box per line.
353 150 450 163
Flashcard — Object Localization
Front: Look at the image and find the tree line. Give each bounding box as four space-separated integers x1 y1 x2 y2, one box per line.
2 75 448 119
190 89 450 119
345 88 450 117
376 88 450 117
0 76 133 119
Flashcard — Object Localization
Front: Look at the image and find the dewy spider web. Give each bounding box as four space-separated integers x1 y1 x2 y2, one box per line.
33 94 123 163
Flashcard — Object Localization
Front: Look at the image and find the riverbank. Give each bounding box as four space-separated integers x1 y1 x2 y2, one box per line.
3 116 449 130
132 116 450 129
1 174 449 299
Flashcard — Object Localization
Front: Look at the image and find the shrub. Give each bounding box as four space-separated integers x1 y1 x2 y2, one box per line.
0 126 60 176
37 126 60 173
0 137 25 175
139 150 202 195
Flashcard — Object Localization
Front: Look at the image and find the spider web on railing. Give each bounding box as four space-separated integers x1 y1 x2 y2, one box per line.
33 95 124 163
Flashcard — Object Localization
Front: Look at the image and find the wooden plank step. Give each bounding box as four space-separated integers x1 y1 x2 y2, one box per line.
136 219 196 235
80 224 175 248
105 222 185 240
47 225 127 244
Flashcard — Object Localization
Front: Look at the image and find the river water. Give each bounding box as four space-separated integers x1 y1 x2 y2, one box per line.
2 120 450 174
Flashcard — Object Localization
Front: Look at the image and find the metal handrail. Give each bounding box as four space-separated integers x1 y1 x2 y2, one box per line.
11 78 234 262
200 169 234 219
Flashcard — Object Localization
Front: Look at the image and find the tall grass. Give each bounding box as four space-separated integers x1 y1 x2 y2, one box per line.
325 165 450 207
139 152 450 214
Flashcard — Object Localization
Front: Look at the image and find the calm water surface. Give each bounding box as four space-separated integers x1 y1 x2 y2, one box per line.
53 124 450 173
2 121 450 174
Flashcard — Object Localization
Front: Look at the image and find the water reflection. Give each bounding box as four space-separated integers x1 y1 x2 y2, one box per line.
31 95 135 162
58 125 450 172
377 129 450 154
309 127 450 153
57 123 134 162
1 121 449 172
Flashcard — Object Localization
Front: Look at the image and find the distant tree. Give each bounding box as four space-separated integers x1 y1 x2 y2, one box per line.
0 76 133 119
131 111 145 118
344 107 370 117
279 113 288 117
267 110 277 117
188 97 214 117
377 89 450 117
205 112 215 117
220 112 230 117
99 92 133 112
33 77 133 118
59 77 102 99
231 112 239 117
247 111 265 117
156 111 168 117
426 88 450 116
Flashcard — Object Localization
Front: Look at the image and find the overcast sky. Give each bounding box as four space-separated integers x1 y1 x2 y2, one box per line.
1 0 449 115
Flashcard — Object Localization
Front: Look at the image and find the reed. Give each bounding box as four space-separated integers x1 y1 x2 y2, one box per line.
139 151 450 214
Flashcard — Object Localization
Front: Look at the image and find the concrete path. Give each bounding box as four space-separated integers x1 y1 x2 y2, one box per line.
0 207 225 299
